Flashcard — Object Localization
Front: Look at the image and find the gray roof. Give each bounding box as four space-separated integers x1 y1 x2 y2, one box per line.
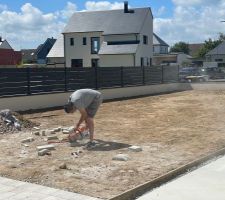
153 33 169 46
98 42 138 55
206 41 225 56
63 8 152 35
47 34 64 58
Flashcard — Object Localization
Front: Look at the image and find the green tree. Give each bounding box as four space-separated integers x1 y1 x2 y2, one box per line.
170 42 189 54
197 33 225 58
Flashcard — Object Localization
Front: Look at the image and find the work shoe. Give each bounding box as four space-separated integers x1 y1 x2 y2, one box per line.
84 141 96 149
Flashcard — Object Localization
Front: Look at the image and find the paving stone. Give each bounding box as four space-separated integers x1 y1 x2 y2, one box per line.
41 130 46 136
49 130 56 134
62 130 71 134
128 145 143 152
47 136 58 141
53 127 61 132
0 173 101 200
21 137 34 143
38 149 51 156
33 131 40 136
112 154 130 161
36 144 55 151
21 143 29 147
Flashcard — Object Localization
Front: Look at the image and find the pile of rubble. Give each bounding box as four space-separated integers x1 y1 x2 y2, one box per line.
0 109 38 134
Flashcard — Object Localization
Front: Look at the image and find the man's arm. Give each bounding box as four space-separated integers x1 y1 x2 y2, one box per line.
75 108 88 130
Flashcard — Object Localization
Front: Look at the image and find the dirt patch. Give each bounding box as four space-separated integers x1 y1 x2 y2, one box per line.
1 90 225 199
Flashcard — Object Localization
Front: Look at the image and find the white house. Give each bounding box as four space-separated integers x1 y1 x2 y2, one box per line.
153 52 192 67
62 2 153 68
153 33 169 55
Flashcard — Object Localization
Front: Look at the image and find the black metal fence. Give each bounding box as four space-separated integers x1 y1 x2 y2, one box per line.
0 66 179 97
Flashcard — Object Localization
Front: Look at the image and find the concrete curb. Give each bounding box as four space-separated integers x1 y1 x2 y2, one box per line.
108 147 225 200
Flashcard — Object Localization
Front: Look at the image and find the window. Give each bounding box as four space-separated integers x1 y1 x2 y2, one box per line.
70 38 74 46
143 35 148 45
91 37 100 54
71 59 83 68
83 37 87 45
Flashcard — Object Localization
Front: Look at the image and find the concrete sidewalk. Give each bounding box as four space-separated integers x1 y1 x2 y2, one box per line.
137 155 225 200
0 176 100 200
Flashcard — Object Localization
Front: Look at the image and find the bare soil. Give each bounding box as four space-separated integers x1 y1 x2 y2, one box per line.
1 90 225 199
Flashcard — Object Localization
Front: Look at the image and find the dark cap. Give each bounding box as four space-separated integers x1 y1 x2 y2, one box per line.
64 102 74 113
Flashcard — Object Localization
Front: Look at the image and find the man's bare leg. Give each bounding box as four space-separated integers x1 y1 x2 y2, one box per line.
86 117 94 142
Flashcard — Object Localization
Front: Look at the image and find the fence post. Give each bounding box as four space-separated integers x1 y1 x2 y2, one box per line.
121 67 124 87
142 66 145 85
26 67 31 95
161 65 164 83
64 66 68 92
95 67 98 89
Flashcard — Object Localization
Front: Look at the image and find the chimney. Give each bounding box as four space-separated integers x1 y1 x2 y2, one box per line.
124 1 129 13
124 1 134 13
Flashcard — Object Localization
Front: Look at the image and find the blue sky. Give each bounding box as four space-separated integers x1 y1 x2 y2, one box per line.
0 0 225 50
0 0 173 15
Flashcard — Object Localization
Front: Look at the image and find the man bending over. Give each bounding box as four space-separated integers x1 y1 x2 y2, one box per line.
64 89 103 148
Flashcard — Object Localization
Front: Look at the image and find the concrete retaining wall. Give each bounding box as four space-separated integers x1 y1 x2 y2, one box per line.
0 83 191 112
190 82 225 90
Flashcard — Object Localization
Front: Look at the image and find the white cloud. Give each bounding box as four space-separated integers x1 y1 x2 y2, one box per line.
0 1 125 50
154 1 225 46
85 1 124 11
60 1 77 19
0 3 66 50
172 0 222 6
153 6 166 17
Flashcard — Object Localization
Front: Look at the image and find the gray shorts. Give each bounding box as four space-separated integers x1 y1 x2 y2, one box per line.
86 94 103 118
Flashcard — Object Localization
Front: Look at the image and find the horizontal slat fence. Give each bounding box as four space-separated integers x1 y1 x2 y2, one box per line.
0 66 178 97
67 68 95 90
29 68 65 94
98 67 122 89
0 68 28 96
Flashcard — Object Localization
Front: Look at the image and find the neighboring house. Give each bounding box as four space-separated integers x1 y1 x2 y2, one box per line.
36 37 56 64
0 37 22 66
153 33 169 55
188 43 204 57
62 2 153 67
188 43 205 67
205 41 225 67
153 52 192 67
47 34 65 67
21 49 36 63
